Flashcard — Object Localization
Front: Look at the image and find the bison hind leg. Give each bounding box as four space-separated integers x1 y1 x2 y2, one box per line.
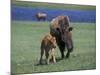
66 46 73 58
66 51 70 58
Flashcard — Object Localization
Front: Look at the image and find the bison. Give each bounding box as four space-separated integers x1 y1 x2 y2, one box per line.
50 16 73 59
36 12 47 21
39 34 56 64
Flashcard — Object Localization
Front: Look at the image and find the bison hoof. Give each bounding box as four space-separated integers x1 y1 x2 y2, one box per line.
46 62 49 65
61 58 64 60
65 55 70 59
61 56 65 59
39 62 43 65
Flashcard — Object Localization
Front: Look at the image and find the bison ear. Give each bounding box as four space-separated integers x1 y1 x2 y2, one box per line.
68 27 73 31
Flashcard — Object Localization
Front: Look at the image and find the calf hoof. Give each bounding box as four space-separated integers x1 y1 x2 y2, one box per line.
53 61 56 64
53 60 56 63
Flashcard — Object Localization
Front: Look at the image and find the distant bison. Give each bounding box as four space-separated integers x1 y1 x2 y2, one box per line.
50 15 73 59
39 34 56 64
36 12 47 21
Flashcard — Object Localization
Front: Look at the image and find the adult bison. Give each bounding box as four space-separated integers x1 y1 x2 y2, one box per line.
36 12 47 21
50 16 73 59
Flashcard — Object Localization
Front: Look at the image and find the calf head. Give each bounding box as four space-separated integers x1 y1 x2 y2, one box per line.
49 36 56 49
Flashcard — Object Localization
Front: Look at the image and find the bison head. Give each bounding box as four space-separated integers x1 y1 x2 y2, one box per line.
60 26 73 52
55 26 73 51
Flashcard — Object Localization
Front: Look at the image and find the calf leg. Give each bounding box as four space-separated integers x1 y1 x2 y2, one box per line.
51 48 56 63
52 55 56 63
45 51 50 65
39 48 44 64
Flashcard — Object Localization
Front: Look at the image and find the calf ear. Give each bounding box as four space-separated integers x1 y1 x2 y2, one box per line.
68 27 73 31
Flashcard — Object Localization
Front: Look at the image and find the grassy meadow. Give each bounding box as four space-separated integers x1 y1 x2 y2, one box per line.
11 1 96 74
11 21 96 74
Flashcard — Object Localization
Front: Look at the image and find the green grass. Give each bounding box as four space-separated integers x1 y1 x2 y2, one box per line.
11 21 96 74
11 0 96 10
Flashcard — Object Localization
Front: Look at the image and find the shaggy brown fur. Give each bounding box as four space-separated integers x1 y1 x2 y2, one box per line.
39 34 56 64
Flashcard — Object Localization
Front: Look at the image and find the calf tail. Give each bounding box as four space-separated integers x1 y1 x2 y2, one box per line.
40 41 45 56
40 41 45 64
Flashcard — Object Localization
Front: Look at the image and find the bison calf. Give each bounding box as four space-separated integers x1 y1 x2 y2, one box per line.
39 34 56 64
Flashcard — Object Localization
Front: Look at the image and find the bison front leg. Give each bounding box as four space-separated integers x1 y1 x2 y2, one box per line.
58 43 65 59
66 50 70 58
60 47 65 59
66 47 73 58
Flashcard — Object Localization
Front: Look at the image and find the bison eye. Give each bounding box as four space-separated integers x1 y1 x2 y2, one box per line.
56 28 60 31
